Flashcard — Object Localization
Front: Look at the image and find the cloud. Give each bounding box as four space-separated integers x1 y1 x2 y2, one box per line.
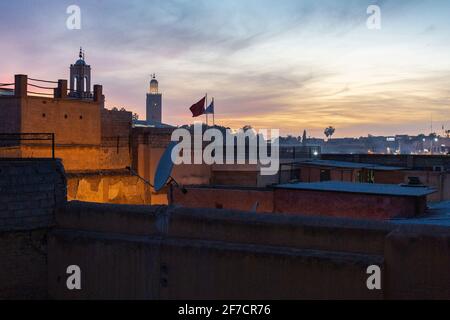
2 0 450 137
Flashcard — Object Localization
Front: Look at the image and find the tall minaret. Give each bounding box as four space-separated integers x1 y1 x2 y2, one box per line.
146 74 162 123
69 47 92 99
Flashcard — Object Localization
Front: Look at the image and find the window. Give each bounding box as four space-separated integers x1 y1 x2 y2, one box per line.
320 169 331 182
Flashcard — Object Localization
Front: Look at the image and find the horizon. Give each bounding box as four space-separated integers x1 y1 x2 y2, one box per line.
2 0 450 138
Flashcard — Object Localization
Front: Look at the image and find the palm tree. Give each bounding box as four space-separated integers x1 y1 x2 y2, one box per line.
324 126 336 140
302 130 307 146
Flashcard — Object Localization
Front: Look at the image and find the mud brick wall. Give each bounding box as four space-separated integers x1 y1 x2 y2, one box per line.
0 159 66 299
0 159 66 230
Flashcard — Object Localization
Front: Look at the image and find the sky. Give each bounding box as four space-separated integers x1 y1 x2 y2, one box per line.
2 0 450 138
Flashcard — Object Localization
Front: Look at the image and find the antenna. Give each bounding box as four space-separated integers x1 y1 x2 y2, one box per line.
126 166 154 188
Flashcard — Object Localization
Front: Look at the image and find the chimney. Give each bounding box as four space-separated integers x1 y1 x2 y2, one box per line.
93 84 103 102
55 80 68 99
14 74 27 98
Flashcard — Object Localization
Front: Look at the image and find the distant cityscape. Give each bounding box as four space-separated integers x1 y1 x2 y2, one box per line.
280 131 450 155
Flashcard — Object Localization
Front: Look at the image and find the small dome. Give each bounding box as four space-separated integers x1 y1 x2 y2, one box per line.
149 74 159 94
75 59 86 66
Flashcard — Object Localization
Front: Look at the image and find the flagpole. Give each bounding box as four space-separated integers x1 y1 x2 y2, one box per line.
212 97 215 126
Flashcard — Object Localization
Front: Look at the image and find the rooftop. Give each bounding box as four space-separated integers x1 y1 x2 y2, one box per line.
274 181 436 197
0 88 14 97
393 201 450 227
298 159 405 171
133 119 175 129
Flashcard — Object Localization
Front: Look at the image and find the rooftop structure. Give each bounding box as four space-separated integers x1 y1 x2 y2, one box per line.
297 159 405 171
273 181 436 197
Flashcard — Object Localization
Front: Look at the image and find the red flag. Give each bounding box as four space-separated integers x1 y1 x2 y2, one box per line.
189 96 206 117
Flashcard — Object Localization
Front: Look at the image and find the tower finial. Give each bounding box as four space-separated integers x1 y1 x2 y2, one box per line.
79 47 83 59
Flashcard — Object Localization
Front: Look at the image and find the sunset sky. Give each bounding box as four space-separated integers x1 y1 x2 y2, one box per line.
2 0 450 137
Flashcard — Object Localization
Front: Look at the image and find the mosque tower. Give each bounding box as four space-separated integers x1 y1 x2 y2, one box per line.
146 74 162 123
69 47 92 99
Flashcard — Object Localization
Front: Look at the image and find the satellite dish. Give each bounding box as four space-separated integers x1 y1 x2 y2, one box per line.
154 141 178 192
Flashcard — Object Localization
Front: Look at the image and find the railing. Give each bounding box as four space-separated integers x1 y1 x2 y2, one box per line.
0 77 58 97
1 75 101 101
27 78 58 97
0 133 55 159
0 83 15 96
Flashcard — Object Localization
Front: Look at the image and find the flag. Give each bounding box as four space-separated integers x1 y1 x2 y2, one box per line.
205 99 214 115
189 96 206 117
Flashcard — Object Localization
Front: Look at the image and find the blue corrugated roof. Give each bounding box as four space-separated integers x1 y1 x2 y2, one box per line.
274 181 436 197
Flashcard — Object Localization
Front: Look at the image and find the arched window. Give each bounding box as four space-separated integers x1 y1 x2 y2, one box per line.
83 77 87 93
73 77 77 92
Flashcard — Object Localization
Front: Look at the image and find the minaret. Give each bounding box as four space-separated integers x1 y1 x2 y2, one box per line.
146 74 162 123
69 47 92 99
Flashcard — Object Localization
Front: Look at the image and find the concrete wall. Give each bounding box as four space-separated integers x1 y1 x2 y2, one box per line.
0 230 48 299
101 108 131 140
67 170 149 205
100 108 132 170
173 186 274 213
0 92 131 172
273 189 426 220
17 144 131 173
371 170 449 202
0 159 66 230
173 185 426 220
300 166 357 183
48 202 450 299
384 226 450 299
0 97 21 133
0 159 66 299
21 97 101 146
48 203 387 299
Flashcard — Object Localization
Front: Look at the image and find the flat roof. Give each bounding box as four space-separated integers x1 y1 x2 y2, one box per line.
297 159 405 171
274 181 436 197
132 119 175 129
393 201 450 227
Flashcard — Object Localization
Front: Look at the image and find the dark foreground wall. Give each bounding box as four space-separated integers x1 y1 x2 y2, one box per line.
48 202 450 300
1 158 449 299
0 159 66 299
